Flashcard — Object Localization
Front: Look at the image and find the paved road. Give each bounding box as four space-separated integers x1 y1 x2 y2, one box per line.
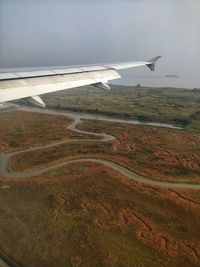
1 106 200 190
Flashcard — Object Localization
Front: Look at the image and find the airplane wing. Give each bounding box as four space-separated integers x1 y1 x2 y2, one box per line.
0 56 161 108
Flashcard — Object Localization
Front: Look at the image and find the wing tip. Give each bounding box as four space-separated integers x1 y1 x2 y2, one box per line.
146 56 162 71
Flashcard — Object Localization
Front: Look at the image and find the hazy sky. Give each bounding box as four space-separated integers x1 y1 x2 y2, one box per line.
0 0 200 85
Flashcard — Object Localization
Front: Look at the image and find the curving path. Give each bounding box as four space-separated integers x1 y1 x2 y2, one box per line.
1 106 200 190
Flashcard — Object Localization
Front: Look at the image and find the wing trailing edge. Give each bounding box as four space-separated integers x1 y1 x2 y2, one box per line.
0 56 161 107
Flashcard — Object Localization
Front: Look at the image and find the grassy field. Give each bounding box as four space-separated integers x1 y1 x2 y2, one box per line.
1 162 200 267
1 86 200 266
12 118 200 183
0 111 93 152
44 85 200 130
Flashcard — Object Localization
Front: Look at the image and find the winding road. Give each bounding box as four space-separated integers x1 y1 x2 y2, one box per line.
1 106 200 190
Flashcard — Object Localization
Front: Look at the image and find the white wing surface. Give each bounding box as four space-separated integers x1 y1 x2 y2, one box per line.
0 56 161 107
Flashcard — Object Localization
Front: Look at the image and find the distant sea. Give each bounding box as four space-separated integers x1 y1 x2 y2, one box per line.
113 76 200 89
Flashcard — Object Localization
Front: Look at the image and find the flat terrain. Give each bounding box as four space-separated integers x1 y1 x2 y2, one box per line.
1 162 200 267
44 85 200 131
0 111 92 152
12 118 200 183
1 86 200 267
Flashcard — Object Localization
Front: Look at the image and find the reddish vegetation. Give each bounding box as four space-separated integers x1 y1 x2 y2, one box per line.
8 113 200 183
0 111 89 152
79 165 200 265
1 111 200 266
81 201 200 265
78 120 200 182
1 160 200 266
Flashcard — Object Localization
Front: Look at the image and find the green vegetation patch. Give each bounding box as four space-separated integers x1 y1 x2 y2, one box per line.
44 85 200 131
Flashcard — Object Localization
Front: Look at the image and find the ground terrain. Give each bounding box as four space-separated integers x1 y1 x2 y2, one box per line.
12 118 200 183
0 111 94 152
44 85 200 131
1 86 200 267
1 163 200 267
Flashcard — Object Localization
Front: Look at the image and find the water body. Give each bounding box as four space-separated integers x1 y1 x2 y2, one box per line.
113 75 200 89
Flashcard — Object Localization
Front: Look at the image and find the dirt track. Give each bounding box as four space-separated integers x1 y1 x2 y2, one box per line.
1 106 200 190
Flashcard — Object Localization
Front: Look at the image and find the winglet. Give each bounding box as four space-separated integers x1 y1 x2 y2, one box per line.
146 56 161 71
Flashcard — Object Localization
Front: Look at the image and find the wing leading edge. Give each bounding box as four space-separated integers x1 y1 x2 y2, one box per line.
0 56 161 107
